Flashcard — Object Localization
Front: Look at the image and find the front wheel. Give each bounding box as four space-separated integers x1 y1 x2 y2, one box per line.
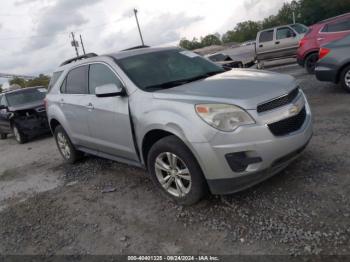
147 136 208 205
340 65 350 93
54 125 83 164
305 53 318 74
12 124 26 144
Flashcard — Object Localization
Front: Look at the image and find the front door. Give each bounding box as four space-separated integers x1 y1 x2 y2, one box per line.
86 63 138 161
274 26 299 58
256 29 275 60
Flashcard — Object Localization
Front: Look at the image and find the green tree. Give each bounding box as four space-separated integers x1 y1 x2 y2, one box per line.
9 77 26 88
200 34 222 47
179 37 203 50
26 74 51 88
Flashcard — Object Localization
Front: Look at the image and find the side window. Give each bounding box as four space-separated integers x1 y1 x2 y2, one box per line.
259 30 274 43
60 78 67 93
65 66 89 94
322 20 350 33
48 71 63 91
276 27 294 40
88 63 123 94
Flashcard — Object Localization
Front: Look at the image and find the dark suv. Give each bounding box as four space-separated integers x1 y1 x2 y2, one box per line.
297 13 350 73
0 87 50 143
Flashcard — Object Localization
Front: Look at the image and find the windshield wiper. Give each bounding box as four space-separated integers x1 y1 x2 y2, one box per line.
144 70 224 90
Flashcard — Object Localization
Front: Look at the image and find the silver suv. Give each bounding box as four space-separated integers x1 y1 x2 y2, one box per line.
46 47 312 205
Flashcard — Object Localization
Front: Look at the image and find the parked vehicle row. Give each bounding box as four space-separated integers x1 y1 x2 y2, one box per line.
297 12 350 73
45 47 312 205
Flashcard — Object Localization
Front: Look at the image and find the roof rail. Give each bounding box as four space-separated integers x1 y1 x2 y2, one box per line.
60 53 98 66
122 45 150 51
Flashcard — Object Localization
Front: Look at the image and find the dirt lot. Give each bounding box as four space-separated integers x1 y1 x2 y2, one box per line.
0 64 349 256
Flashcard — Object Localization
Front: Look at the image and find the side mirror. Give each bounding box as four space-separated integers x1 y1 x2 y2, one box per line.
95 83 126 97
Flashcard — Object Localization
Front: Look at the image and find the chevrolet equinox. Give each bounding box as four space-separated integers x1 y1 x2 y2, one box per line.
46 47 313 205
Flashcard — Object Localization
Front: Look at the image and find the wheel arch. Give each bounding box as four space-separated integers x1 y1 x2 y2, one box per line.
49 118 61 133
336 62 350 83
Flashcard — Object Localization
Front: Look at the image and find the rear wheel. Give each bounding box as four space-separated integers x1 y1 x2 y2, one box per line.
0 133 7 140
54 125 83 164
340 65 350 93
12 124 26 144
147 136 208 205
305 53 318 74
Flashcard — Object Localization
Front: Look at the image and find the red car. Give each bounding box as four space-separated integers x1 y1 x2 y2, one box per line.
297 12 350 73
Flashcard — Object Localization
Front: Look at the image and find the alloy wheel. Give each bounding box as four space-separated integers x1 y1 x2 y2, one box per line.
154 152 192 197
57 132 71 159
345 70 350 88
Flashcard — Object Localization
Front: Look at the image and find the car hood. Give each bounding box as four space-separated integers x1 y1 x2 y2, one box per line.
8 100 45 112
153 69 297 110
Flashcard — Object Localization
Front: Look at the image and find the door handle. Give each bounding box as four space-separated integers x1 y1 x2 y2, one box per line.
86 103 94 110
317 37 325 41
259 44 263 48
275 41 280 44
59 98 65 105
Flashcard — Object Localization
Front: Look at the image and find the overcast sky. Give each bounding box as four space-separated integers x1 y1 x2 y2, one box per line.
0 0 292 83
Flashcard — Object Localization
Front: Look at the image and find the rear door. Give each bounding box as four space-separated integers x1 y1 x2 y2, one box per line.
86 63 138 161
0 95 11 133
318 18 350 47
256 29 275 60
59 65 92 147
274 26 299 58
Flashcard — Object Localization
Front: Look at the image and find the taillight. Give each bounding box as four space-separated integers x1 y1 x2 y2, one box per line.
319 48 330 59
299 38 307 48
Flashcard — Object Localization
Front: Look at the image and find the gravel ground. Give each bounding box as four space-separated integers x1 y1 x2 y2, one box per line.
0 64 349 256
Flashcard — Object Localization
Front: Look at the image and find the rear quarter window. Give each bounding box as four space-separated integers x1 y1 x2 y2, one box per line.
48 71 63 92
322 20 350 33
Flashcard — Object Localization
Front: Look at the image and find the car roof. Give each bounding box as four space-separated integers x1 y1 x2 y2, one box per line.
260 23 304 32
54 46 182 72
2 86 44 95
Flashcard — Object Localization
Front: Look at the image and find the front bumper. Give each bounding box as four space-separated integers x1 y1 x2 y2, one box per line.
14 117 50 137
190 92 313 195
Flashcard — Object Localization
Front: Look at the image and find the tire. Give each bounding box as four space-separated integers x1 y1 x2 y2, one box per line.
12 124 27 144
54 125 83 164
147 135 208 205
0 133 7 140
340 65 350 93
305 53 318 74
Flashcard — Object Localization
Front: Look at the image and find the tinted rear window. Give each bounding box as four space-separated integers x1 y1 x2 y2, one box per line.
65 66 88 94
6 88 47 107
259 30 274 43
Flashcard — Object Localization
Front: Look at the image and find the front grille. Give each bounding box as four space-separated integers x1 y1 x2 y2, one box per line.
268 107 306 136
257 88 299 113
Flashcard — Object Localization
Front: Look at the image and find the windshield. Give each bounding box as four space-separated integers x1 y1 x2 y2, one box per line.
117 49 224 91
6 88 47 107
290 24 308 34
208 53 227 61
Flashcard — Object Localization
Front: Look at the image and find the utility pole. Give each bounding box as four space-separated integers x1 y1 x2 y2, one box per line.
80 34 86 55
133 8 144 46
70 32 79 57
292 12 296 24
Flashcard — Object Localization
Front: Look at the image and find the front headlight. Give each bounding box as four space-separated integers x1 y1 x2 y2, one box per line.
195 104 255 132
